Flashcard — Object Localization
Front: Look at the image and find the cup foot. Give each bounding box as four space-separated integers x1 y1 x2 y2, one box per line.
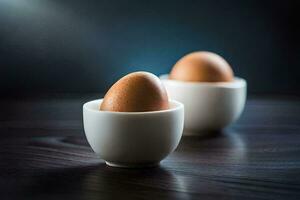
105 161 159 168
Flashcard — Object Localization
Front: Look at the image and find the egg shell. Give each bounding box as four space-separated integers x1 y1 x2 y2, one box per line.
169 51 234 82
100 71 169 112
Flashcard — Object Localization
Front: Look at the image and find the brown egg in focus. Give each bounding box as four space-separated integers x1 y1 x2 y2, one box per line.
169 51 234 82
100 72 169 112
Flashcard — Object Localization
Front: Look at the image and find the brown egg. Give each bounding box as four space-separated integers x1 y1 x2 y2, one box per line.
169 51 234 82
100 71 169 112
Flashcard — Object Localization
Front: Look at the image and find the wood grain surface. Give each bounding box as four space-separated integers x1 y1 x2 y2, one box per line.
0 94 300 200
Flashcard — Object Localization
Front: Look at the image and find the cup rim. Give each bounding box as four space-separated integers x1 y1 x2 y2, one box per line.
160 74 246 88
83 99 183 115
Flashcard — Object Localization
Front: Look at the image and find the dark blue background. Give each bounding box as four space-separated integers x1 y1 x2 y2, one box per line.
0 0 299 95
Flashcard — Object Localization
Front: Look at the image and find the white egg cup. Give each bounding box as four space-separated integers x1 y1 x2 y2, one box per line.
160 74 247 136
83 99 184 168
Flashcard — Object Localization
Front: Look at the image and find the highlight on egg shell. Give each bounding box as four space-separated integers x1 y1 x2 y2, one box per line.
100 71 169 112
169 51 234 82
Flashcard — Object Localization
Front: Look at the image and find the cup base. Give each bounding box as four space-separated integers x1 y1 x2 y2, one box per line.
105 161 159 168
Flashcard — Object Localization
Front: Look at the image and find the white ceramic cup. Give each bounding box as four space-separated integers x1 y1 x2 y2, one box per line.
160 74 247 135
83 99 184 168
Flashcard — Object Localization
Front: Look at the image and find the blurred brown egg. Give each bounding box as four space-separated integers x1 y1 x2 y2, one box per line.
169 51 234 82
100 71 169 112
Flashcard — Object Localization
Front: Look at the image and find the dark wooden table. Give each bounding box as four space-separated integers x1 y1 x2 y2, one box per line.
1 94 300 200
